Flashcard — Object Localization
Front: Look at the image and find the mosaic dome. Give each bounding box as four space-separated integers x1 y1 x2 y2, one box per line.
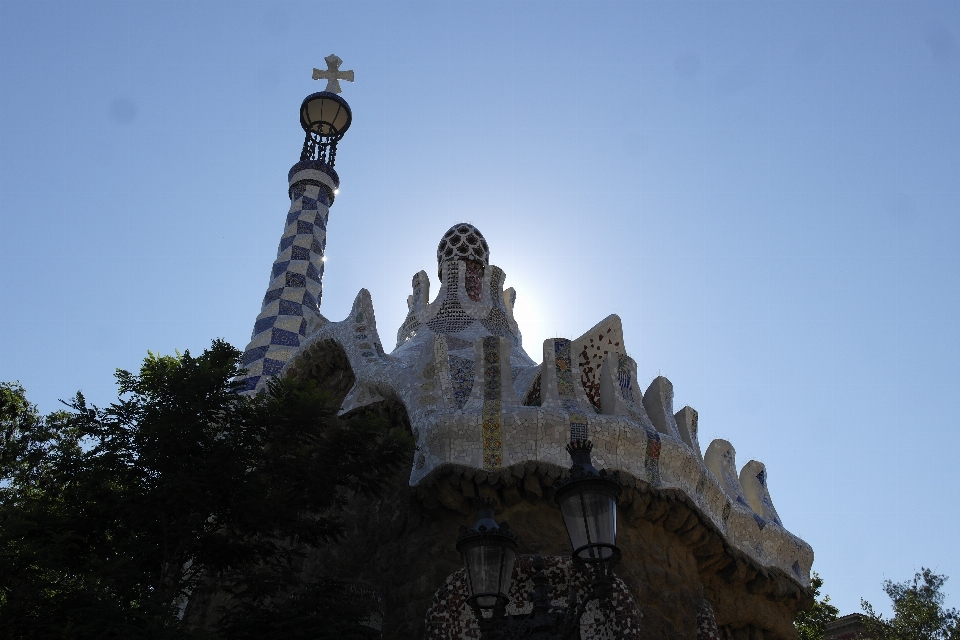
436 223 490 267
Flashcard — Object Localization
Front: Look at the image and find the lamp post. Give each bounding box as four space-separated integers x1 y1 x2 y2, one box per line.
455 440 622 640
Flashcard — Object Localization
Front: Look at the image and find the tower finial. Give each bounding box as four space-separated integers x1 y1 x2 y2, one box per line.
312 54 354 94
437 224 490 268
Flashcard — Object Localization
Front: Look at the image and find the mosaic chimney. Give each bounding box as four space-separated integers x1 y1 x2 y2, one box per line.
238 57 353 392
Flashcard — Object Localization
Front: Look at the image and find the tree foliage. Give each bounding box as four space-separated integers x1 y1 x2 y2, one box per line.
860 568 959 640
795 571 840 640
0 341 412 639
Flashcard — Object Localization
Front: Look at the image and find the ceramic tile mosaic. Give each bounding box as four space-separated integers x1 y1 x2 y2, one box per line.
425 261 476 335
448 355 475 410
478 268 518 347
238 160 336 392
554 339 589 442
464 261 483 302
617 353 632 396
740 460 783 526
245 218 814 589
572 318 625 412
437 223 489 268
423 556 642 640
577 343 600 410
696 599 722 640
481 336 503 468
644 427 662 488
480 307 515 343
522 371 542 407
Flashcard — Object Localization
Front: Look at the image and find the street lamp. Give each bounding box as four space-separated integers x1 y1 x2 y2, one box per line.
553 440 622 579
299 91 352 168
455 440 622 639
456 501 518 620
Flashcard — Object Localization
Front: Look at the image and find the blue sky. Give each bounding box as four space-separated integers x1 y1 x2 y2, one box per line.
1 0 958 619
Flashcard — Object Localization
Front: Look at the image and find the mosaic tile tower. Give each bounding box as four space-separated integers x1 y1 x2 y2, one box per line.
239 161 337 391
239 61 352 392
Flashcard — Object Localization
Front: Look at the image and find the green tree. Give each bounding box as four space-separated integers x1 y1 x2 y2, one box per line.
861 568 959 640
796 571 840 640
216 578 384 640
0 340 412 639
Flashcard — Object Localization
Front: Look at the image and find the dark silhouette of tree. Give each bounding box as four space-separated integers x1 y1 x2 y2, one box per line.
0 340 411 639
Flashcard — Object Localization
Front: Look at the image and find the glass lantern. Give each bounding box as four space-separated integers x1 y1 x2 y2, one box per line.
554 440 622 563
299 91 352 138
456 503 518 612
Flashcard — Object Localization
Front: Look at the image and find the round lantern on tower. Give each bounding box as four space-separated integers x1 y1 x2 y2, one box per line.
301 54 355 167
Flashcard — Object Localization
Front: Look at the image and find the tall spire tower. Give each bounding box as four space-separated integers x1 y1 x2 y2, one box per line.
239 55 354 392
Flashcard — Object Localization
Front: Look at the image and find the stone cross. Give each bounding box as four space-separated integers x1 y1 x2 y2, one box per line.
312 54 354 94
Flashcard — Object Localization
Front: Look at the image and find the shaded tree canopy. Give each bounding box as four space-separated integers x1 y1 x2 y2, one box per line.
862 568 959 640
0 340 412 639
796 572 840 640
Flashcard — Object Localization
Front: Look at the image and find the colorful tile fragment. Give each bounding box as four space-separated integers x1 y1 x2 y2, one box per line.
481 336 503 468
554 339 588 442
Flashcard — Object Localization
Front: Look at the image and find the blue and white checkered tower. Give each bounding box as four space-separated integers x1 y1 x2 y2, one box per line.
239 55 354 392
